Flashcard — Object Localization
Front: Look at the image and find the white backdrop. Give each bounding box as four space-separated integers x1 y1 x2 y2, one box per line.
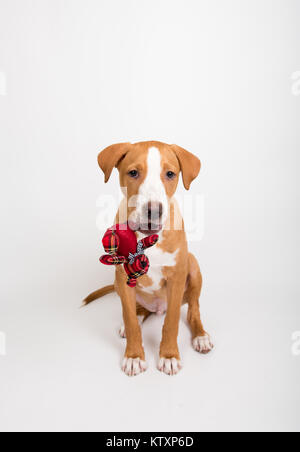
0 0 299 432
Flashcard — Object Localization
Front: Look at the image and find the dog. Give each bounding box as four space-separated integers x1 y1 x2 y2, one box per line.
84 141 213 376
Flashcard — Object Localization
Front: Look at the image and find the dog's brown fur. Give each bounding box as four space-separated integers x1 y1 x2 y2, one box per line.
84 141 212 375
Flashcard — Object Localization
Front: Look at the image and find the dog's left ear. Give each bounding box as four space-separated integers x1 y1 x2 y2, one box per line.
98 143 132 183
170 145 201 190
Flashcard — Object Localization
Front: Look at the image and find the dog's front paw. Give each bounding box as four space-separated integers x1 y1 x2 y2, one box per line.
122 357 147 377
193 334 214 354
158 358 182 376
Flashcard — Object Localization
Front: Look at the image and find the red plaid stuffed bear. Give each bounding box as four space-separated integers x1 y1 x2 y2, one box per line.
100 224 159 288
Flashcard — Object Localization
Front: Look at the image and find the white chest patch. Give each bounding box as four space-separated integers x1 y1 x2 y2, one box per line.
140 245 179 294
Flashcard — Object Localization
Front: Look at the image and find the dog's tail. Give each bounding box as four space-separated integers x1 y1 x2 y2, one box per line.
83 285 115 306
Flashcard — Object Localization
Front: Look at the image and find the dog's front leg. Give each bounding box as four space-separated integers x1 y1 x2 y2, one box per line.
158 274 186 376
115 267 147 377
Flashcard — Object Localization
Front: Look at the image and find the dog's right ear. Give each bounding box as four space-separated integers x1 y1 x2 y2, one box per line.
98 143 131 183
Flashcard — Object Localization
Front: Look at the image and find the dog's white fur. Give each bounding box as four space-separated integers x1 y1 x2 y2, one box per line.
158 357 182 376
122 357 147 377
193 335 214 353
132 147 179 317
129 147 169 231
139 244 179 295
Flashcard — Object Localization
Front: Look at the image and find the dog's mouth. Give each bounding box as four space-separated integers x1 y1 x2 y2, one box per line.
129 221 163 236
139 224 163 236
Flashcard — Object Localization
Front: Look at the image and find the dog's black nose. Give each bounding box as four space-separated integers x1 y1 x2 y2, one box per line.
147 202 163 221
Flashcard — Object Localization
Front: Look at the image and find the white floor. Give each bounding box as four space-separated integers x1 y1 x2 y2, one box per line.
1 279 299 432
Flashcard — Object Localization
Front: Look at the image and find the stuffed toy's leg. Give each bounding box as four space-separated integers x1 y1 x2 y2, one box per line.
124 254 150 288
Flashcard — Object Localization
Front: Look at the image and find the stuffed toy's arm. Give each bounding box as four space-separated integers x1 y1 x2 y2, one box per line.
139 234 159 251
100 255 126 265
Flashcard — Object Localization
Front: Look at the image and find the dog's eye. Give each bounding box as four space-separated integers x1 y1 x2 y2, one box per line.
128 170 139 179
166 171 176 180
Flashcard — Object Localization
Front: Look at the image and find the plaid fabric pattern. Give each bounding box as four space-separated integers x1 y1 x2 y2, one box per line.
139 235 159 250
100 255 126 265
124 255 150 288
102 230 119 255
126 234 158 287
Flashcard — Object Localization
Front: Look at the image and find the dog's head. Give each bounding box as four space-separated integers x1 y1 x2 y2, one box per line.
98 141 201 235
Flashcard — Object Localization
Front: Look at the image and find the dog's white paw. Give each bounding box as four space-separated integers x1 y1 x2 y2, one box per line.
122 357 147 377
158 358 182 376
193 335 214 354
119 325 126 338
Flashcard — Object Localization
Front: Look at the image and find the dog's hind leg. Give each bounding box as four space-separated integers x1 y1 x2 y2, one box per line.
184 253 214 354
119 304 152 339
